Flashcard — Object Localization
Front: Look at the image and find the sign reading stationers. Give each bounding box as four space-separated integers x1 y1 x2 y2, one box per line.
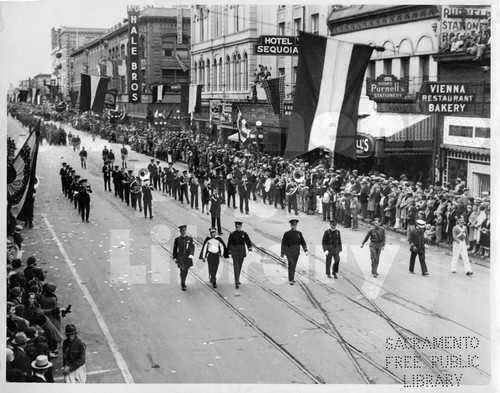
128 5 141 103
254 36 299 55
418 82 475 113
366 74 409 101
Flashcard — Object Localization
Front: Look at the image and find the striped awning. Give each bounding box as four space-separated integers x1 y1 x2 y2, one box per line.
358 113 436 142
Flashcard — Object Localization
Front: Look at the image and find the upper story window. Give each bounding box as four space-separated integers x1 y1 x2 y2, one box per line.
294 18 302 35
278 22 285 36
311 14 319 35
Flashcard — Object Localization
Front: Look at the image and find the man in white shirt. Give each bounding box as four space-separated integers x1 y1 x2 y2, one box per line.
451 217 473 276
199 228 228 288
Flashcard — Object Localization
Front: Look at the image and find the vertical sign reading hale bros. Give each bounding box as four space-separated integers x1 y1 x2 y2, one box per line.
128 5 141 103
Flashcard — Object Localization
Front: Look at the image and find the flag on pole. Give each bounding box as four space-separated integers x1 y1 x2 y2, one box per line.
236 107 252 143
7 118 41 221
30 88 39 104
79 74 111 113
261 76 285 116
284 31 374 159
180 84 202 114
152 84 166 103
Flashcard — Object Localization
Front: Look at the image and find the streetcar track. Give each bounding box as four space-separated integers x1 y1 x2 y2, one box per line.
60 133 490 382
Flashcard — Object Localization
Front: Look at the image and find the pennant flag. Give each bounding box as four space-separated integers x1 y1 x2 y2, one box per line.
237 107 252 143
79 74 110 113
284 31 374 159
176 54 189 72
152 84 166 103
180 84 202 114
261 76 285 116
30 88 39 104
8 118 41 221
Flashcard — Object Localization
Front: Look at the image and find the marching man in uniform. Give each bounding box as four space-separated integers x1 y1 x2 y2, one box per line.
173 225 195 291
322 220 342 278
281 219 308 285
227 221 253 289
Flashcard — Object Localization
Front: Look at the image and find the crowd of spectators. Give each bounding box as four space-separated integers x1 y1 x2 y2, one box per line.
441 20 491 61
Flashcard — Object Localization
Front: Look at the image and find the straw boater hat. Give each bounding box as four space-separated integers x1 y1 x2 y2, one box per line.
31 355 53 370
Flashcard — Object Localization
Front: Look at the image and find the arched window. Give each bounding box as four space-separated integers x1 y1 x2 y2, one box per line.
242 52 248 90
218 58 223 91
213 58 218 91
120 44 126 60
233 54 239 90
199 60 205 85
225 55 231 91
206 59 211 92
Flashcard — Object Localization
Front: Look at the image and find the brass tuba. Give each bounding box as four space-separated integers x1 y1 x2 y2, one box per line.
293 169 305 183
264 177 272 193
139 168 150 181
286 181 298 196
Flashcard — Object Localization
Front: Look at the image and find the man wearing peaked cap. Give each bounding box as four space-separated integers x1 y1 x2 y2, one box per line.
322 220 342 278
77 179 92 223
408 219 429 276
227 221 253 289
199 228 228 288
281 219 308 285
173 225 195 290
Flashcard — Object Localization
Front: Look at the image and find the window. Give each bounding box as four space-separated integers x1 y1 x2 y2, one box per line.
367 61 376 79
213 60 218 92
383 59 392 74
278 22 286 36
234 5 240 32
449 125 473 137
278 67 285 76
420 55 430 82
475 127 490 138
242 53 248 90
162 36 174 58
225 56 231 90
120 44 126 60
400 57 410 78
294 18 302 35
311 14 319 34
206 59 211 92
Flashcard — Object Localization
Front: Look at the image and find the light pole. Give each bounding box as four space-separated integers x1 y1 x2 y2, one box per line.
256 120 264 156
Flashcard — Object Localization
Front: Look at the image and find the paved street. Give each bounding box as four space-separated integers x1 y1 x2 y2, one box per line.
9 116 491 386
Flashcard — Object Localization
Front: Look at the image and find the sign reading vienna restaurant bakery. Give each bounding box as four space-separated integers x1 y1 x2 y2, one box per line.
254 36 299 55
128 5 141 103
366 74 409 101
418 82 475 113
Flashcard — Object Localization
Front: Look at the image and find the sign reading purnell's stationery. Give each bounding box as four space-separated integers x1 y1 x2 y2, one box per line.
418 82 475 113
128 5 141 103
366 74 409 101
254 36 299 55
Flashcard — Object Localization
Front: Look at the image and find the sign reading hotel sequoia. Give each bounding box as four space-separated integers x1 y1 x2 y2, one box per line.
254 36 299 55
418 82 475 113
128 5 141 103
366 74 409 101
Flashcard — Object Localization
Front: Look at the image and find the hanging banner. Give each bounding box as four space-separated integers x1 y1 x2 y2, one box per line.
128 4 141 103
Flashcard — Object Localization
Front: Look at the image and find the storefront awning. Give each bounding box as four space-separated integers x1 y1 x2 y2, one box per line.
441 143 490 156
358 113 436 142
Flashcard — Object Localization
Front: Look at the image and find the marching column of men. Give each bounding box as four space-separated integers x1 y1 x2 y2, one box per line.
59 162 93 223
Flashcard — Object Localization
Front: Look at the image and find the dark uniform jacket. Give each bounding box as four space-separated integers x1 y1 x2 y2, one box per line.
362 227 386 247
322 228 342 252
281 230 308 257
408 228 426 253
63 336 86 370
227 230 252 259
173 235 195 269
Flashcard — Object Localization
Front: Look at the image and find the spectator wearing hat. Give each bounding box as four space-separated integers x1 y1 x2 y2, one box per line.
199 228 228 288
13 224 24 250
281 219 308 285
445 203 458 245
476 208 490 258
102 146 109 163
227 221 253 288
11 332 33 379
173 225 195 290
6 347 26 382
408 220 429 276
434 212 444 246
120 144 128 168
361 218 386 277
367 178 381 221
321 187 332 222
189 173 200 210
322 220 342 278
29 354 53 382
23 256 42 283
7 301 21 338
451 216 473 275
226 172 237 209
359 178 370 220
40 283 63 339
63 324 87 383
8 286 24 306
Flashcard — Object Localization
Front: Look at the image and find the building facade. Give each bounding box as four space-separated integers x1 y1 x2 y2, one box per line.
190 5 331 153
51 26 109 98
67 6 190 122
